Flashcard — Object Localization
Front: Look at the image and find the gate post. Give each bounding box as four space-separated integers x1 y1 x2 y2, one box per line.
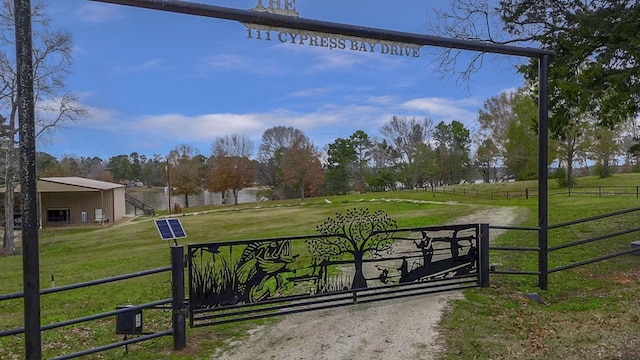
171 246 186 350
479 223 490 288
537 54 550 290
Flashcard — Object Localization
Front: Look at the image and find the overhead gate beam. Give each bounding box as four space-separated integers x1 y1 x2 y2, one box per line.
90 0 554 59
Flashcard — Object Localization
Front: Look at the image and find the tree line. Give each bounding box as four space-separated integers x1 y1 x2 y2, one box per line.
31 93 640 206
30 116 472 203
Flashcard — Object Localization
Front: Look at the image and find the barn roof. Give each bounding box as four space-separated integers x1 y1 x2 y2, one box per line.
38 177 125 192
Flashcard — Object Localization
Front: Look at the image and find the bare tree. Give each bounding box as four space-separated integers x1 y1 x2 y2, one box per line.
257 126 306 198
429 0 511 85
212 134 253 158
1 1 85 255
379 116 433 188
379 116 433 166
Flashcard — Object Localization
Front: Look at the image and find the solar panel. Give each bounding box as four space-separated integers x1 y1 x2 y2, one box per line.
155 218 187 240
167 218 186 238
155 220 174 240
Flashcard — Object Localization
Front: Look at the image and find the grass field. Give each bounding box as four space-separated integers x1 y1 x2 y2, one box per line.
2 173 640 359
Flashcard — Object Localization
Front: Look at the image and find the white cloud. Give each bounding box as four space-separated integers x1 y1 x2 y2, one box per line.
86 104 385 154
56 92 488 157
307 51 366 72
114 59 165 75
83 106 120 127
196 54 280 75
401 97 481 123
366 95 398 106
127 96 477 147
133 113 266 145
75 3 123 23
288 87 339 98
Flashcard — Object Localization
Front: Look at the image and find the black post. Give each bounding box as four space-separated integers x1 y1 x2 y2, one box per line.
171 246 186 350
479 223 490 288
15 0 41 358
167 158 171 214
538 54 550 290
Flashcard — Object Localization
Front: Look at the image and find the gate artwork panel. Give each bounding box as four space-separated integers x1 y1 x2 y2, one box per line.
188 209 481 327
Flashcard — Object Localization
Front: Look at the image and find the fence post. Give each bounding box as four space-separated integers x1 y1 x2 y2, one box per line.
526 188 529 200
479 224 490 288
537 54 550 291
171 246 186 351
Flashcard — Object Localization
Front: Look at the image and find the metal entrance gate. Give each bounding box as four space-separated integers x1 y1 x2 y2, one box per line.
188 219 489 327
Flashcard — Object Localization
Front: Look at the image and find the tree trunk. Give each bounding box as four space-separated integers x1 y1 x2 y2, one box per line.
3 96 18 256
351 251 367 289
3 159 15 256
566 156 574 186
233 189 239 205
184 194 189 208
299 181 305 200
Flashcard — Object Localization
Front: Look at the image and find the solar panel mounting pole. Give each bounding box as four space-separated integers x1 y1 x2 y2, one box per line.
15 0 42 358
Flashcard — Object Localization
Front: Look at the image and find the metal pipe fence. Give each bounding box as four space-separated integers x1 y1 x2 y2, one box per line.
487 225 541 278
0 254 185 359
487 207 640 285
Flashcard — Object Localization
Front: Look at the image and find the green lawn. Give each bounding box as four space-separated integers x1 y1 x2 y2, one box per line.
2 173 640 359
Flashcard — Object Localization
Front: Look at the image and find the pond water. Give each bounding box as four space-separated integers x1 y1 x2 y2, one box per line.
126 188 262 214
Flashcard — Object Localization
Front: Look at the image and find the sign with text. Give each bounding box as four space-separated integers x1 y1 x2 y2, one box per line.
246 0 421 58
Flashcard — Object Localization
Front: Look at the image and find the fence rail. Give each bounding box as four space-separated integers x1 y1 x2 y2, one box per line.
427 185 640 200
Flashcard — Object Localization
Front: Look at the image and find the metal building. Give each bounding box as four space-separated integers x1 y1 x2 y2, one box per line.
36 177 126 227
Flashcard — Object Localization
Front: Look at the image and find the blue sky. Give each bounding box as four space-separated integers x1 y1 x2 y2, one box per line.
41 0 527 160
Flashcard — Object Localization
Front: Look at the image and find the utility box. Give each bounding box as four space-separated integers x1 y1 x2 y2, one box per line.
115 305 143 335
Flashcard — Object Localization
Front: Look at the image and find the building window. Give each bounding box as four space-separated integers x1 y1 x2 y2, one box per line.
47 208 70 223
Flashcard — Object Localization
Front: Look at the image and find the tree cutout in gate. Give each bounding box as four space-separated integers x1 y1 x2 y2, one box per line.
308 208 397 289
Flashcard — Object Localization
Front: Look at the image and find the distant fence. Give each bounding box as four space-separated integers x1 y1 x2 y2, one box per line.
427 185 640 200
